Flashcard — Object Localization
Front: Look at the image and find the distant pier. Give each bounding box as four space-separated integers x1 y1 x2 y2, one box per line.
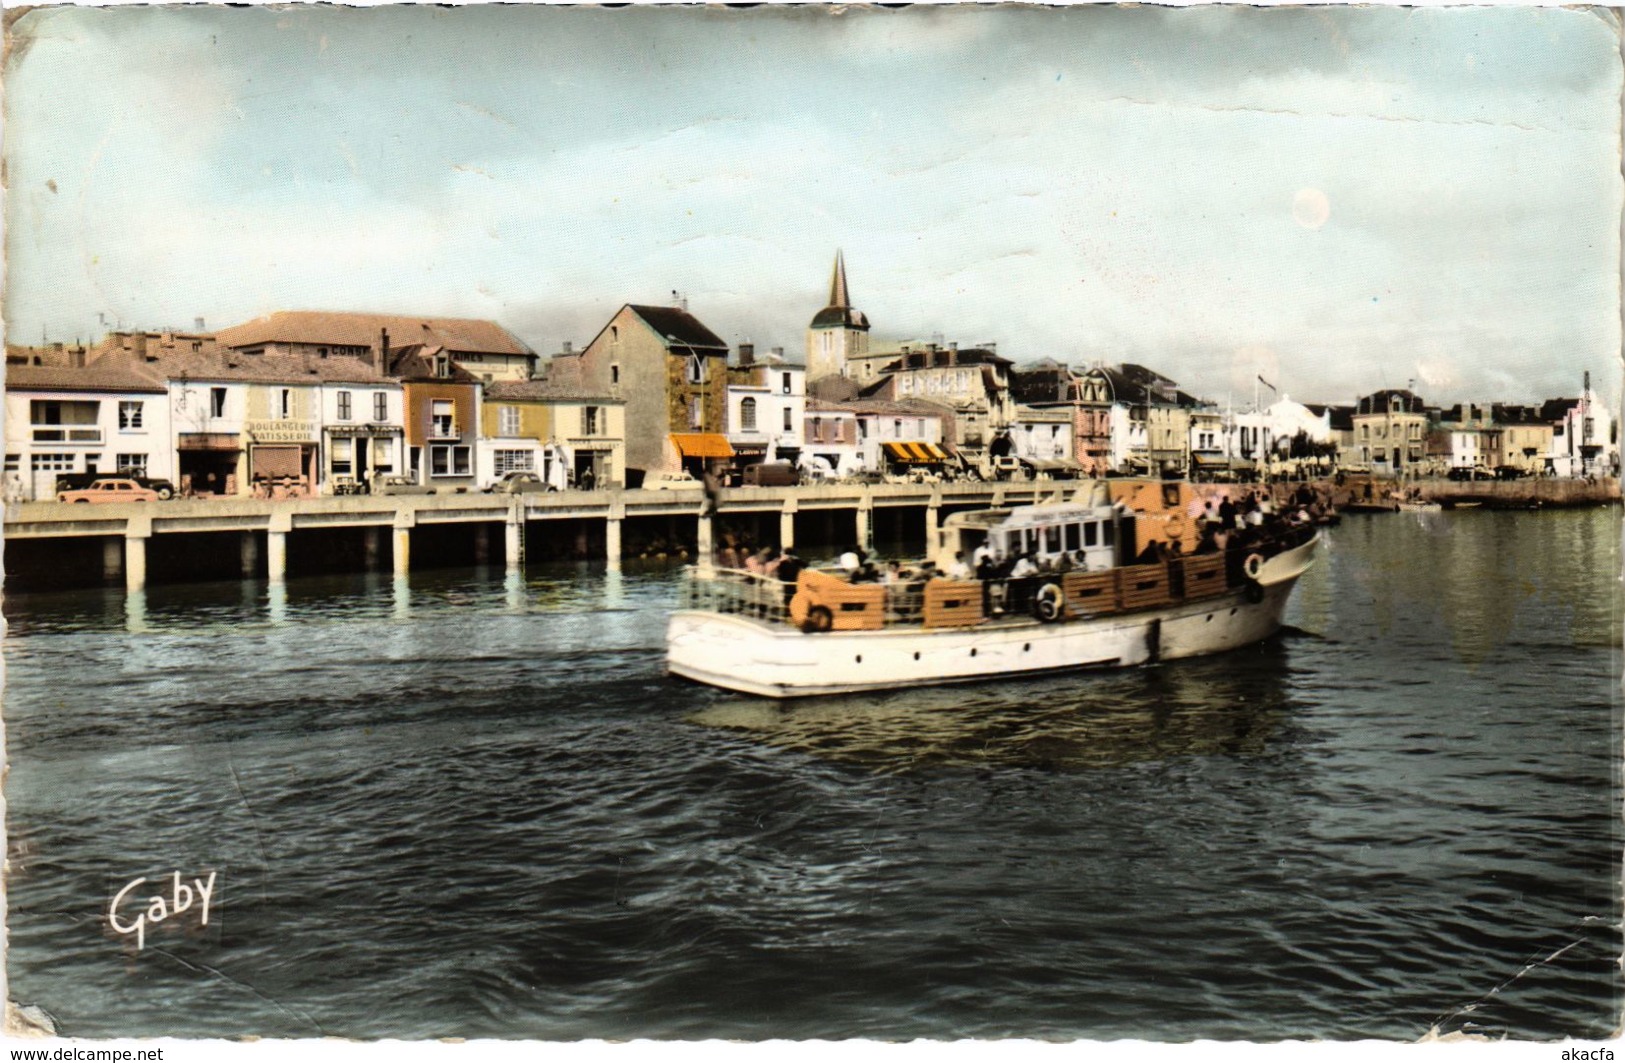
3 481 1068 592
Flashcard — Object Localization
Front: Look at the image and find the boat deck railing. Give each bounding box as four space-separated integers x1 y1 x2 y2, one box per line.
681 525 1317 633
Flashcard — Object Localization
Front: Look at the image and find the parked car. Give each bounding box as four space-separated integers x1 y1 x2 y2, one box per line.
1447 465 1495 481
644 471 703 491
1495 465 1530 481
485 471 551 495
57 478 161 504
991 455 1029 481
742 462 800 488
375 475 435 496
55 471 176 500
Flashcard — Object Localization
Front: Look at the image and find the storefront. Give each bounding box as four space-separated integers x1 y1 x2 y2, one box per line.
669 432 735 478
326 424 401 492
177 433 241 496
245 420 318 497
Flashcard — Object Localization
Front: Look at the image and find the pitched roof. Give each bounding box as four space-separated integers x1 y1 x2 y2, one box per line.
387 344 482 384
144 345 393 385
216 311 532 356
809 251 871 331
1355 388 1426 414
485 379 618 403
5 350 167 393
626 305 729 352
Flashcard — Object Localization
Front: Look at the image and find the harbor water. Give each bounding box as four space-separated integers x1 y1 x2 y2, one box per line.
4 506 1620 1041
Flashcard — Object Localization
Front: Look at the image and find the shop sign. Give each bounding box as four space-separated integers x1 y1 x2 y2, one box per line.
245 420 317 443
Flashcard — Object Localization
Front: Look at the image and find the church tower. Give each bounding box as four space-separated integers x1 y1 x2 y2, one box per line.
805 251 871 381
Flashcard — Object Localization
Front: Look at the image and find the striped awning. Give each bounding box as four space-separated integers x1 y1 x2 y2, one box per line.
882 441 949 463
670 433 735 459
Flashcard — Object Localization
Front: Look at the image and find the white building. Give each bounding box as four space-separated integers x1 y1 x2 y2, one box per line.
726 348 806 466
1009 405 1074 465
4 351 172 501
1544 378 1617 477
319 380 406 490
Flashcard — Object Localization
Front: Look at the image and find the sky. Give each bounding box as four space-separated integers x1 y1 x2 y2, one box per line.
3 3 1621 409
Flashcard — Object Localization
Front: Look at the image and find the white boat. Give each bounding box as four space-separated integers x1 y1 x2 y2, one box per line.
667 479 1320 699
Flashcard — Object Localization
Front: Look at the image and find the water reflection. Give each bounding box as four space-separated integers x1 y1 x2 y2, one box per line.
688 641 1299 774
392 575 410 620
267 582 288 625
123 589 148 633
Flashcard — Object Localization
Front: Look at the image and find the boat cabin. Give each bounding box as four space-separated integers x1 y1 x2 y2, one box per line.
937 502 1122 572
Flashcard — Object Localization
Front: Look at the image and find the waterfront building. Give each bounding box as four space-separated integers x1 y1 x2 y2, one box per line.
557 302 732 482
844 399 948 473
802 401 863 476
1009 360 1112 476
1542 375 1617 477
318 377 405 492
805 252 871 382
1489 405 1554 477
479 380 626 489
724 345 806 468
4 345 170 502
1352 389 1428 474
1188 406 1226 478
852 343 1015 472
391 344 484 492
1076 363 1199 475
216 310 537 384
1008 404 1077 473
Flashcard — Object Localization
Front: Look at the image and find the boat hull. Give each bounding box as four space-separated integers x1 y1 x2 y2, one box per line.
667 534 1318 698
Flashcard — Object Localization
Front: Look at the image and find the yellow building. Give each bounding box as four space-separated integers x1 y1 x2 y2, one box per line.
481 380 626 489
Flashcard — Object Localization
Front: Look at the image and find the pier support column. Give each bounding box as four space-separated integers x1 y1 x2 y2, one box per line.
779 497 797 550
124 534 147 594
266 532 287 585
241 532 259 577
696 512 716 576
505 503 524 573
363 528 381 570
393 510 415 578
103 537 124 581
266 512 293 585
605 497 625 571
856 494 875 555
473 523 491 564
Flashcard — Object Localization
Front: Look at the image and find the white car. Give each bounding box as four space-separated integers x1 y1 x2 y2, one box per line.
644 471 703 491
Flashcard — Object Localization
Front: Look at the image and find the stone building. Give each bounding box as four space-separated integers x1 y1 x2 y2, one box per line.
805 252 870 382
555 303 732 481
217 310 537 384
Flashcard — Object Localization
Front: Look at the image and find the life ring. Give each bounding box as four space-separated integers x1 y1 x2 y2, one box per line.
802 605 834 634
1033 582 1066 623
1243 553 1265 580
1243 580 1265 604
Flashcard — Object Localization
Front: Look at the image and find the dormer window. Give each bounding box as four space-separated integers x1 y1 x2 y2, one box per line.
434 355 450 379
688 356 704 385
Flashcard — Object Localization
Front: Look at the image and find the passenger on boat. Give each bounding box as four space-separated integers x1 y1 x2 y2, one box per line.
947 552 973 580
776 549 803 605
975 551 1001 616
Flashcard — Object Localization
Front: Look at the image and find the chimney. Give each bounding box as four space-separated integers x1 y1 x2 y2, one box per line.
70 349 86 369
377 328 390 374
132 333 148 359
194 317 206 332
1584 370 1591 394
738 342 755 366
562 340 573 355
771 347 784 359
51 342 63 352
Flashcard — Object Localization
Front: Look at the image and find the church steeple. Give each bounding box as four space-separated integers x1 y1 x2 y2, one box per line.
829 250 851 309
806 251 871 381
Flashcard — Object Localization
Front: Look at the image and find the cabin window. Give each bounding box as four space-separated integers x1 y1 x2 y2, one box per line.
1084 523 1099 548
1024 528 1039 555
1103 522 1115 546
1045 525 1062 553
1005 531 1022 556
1065 524 1081 552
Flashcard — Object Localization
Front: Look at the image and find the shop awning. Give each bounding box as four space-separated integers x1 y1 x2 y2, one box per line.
1191 453 1228 466
1027 457 1082 473
670 433 735 459
178 433 240 452
882 441 949 463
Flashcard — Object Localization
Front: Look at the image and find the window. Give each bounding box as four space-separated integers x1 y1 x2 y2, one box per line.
782 408 793 433
211 388 227 418
373 392 388 422
337 391 352 421
740 398 757 432
1065 524 1081 551
434 355 450 378
118 401 144 430
688 357 704 384
492 449 535 476
812 416 823 441
431 400 455 439
330 438 353 476
31 453 76 472
781 373 792 395
116 454 148 476
317 347 329 359
611 365 620 386
582 407 600 436
499 406 521 437
429 444 472 477
858 420 868 440
689 398 702 429
278 389 292 420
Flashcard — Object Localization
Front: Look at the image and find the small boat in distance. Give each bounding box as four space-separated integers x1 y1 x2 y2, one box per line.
667 479 1319 698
